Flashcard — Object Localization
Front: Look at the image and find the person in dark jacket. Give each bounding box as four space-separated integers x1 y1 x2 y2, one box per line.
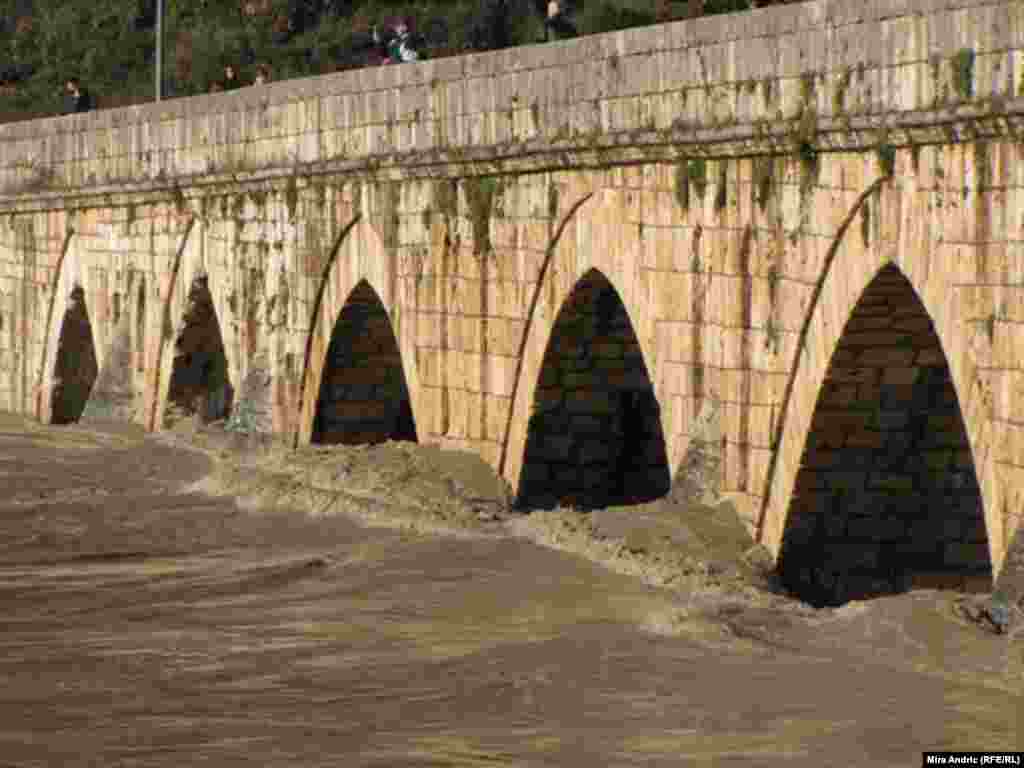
219 64 241 91
65 77 93 113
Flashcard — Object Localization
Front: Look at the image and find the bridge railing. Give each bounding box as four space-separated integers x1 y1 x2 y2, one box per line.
0 0 1017 203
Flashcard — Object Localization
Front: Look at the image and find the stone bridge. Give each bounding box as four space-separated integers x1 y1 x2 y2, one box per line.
1 0 1023 606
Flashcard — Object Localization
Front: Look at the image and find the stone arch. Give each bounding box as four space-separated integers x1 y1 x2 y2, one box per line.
310 279 416 445
760 177 1001 591
502 187 662 496
49 284 98 425
514 268 669 509
775 264 991 606
160 274 234 428
37 231 88 425
296 217 419 447
152 220 238 431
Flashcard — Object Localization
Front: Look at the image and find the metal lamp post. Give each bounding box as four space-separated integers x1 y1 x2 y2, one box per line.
155 0 163 101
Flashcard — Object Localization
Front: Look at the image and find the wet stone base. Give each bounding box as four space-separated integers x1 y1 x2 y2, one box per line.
225 352 274 434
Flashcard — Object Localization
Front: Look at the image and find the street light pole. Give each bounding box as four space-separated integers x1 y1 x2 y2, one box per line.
155 0 163 101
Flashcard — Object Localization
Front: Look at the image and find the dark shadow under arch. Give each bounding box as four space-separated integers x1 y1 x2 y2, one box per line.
777 265 992 607
50 285 98 425
311 280 416 445
515 269 670 510
164 276 234 428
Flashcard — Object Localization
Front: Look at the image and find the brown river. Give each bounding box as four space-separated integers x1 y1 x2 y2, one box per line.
0 414 1019 767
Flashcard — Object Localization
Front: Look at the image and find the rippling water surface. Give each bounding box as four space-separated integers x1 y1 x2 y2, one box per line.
0 415 1019 767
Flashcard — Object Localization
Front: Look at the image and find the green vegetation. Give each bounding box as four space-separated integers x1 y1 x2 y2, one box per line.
951 47 976 100
875 142 896 178
753 156 773 212
797 140 818 192
0 0 798 122
463 175 503 255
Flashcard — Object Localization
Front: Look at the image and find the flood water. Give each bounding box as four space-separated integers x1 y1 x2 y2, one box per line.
0 414 1019 767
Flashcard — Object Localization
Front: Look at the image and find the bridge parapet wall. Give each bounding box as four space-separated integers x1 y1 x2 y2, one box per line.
0 0 1020 201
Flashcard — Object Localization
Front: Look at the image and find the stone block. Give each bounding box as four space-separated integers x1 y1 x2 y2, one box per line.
879 382 915 406
868 473 914 493
580 466 608 492
881 367 919 388
876 410 909 431
803 448 839 469
856 347 918 367
845 430 884 450
593 341 624 359
823 471 869 493
579 439 613 465
533 386 563 411
944 541 989 568
793 469 827 493
827 367 876 385
570 414 605 433
519 461 551 488
553 466 581 489
540 434 574 462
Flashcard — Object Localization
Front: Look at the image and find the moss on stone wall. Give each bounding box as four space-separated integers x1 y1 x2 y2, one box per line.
674 160 690 210
876 143 897 178
714 161 728 212
753 156 774 212
689 158 708 201
372 181 401 251
435 179 458 220
798 142 818 194
974 141 991 190
673 157 709 212
283 175 300 221
951 48 976 100
860 197 872 248
463 176 505 256
833 68 851 115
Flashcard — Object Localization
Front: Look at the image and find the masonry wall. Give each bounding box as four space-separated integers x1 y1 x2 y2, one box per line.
0 0 1022 588
0 0 1020 195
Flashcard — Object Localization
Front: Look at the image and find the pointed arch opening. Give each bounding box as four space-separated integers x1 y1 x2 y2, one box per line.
777 265 992 607
164 276 234 428
311 280 416 445
50 285 98 425
515 269 670 510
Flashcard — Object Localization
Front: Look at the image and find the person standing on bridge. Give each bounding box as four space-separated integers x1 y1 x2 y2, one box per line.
64 77 93 114
387 22 420 63
542 1 576 42
545 0 560 41
219 64 242 92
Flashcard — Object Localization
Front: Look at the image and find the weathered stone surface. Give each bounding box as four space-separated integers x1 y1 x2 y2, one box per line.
0 0 1020 608
993 523 1024 608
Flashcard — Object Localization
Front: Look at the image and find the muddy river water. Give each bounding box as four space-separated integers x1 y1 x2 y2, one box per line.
0 414 1019 767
